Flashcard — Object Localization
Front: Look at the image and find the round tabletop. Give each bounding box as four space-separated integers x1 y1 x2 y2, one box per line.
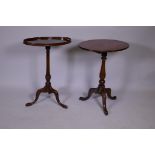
79 39 129 53
23 37 71 47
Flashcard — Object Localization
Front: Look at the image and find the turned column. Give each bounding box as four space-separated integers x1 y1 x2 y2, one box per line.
45 46 51 87
98 53 107 93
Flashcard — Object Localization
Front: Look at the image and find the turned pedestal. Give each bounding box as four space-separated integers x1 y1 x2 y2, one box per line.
79 53 116 115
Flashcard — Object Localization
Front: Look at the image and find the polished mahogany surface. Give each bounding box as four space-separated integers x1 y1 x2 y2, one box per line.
23 37 71 46
79 39 129 53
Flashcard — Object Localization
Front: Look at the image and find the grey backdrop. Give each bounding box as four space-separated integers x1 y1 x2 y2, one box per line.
0 26 155 128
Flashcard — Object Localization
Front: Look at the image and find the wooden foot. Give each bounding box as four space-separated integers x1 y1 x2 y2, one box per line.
79 87 116 115
26 86 67 109
101 93 108 115
25 88 44 107
105 88 117 100
52 89 68 109
79 88 97 101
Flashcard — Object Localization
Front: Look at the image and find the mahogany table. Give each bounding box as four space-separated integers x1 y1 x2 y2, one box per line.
79 39 129 115
23 37 71 109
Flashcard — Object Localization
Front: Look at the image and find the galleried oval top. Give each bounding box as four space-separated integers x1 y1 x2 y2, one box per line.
23 37 71 46
79 39 129 53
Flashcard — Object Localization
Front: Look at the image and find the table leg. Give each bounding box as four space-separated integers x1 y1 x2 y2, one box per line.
25 88 44 106
105 88 117 100
79 88 97 101
25 46 67 109
52 88 68 109
102 93 108 115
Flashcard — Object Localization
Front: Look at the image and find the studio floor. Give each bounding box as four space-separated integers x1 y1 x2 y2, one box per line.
0 87 155 129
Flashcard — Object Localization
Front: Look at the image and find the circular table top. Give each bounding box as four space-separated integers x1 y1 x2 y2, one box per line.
23 37 71 47
79 39 129 53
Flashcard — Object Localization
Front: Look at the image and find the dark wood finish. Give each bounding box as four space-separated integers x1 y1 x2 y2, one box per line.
79 39 129 115
79 39 129 53
24 37 71 108
24 37 71 47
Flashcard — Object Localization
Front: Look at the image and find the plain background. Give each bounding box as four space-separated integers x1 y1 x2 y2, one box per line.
0 26 155 128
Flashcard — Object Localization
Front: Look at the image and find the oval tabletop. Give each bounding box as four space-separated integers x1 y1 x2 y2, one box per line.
23 37 71 47
79 39 129 53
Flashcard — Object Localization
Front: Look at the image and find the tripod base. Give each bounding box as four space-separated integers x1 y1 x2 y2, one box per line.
26 85 68 109
79 87 116 115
